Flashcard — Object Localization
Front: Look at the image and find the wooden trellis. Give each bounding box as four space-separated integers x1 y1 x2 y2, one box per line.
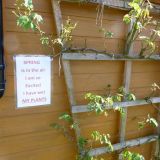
51 0 160 158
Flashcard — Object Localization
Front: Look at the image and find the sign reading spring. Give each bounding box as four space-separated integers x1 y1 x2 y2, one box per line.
15 55 52 108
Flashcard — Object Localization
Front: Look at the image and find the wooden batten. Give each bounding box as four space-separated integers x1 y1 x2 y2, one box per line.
51 0 82 152
62 53 160 61
62 60 81 141
118 18 134 160
89 135 158 156
72 97 160 113
51 0 62 36
62 0 160 14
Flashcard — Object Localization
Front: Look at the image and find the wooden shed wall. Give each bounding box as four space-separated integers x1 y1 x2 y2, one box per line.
1 0 160 159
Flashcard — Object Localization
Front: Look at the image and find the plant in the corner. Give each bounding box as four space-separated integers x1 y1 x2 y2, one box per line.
51 83 160 160
13 0 77 54
123 0 160 57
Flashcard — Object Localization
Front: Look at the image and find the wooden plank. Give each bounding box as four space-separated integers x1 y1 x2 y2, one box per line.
50 2 83 148
0 112 73 137
0 96 70 117
62 61 76 105
0 143 76 160
119 61 132 145
63 0 160 14
63 0 128 10
62 53 160 61
132 61 160 73
62 60 81 149
88 135 158 156
51 0 62 36
0 130 70 156
119 18 134 159
62 15 126 39
4 32 54 55
72 97 160 113
61 2 126 21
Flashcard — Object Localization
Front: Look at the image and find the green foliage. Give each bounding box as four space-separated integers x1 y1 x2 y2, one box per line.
77 154 95 160
85 93 113 114
51 113 76 141
139 21 160 57
123 0 160 56
13 0 77 52
50 122 73 140
91 131 113 152
59 112 73 123
151 83 160 92
138 114 158 129
54 18 77 47
99 28 114 38
146 114 159 127
118 87 136 101
13 0 43 30
122 150 145 160
85 86 136 115
78 137 88 151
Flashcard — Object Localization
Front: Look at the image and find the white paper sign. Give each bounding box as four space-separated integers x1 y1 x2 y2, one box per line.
15 55 52 108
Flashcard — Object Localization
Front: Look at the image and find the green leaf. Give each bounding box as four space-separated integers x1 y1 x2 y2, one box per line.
17 15 30 27
129 2 141 12
33 13 43 22
24 0 33 9
40 36 50 45
114 106 125 116
59 113 73 123
123 14 131 24
136 22 143 30
78 137 88 151
126 93 136 101
138 121 146 129
146 115 158 128
122 150 145 160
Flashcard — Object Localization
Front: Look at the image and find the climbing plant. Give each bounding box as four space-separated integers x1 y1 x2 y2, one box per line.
51 85 159 160
13 0 160 59
13 0 77 55
123 0 160 56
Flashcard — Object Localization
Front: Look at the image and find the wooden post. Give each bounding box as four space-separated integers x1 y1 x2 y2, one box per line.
119 19 134 159
51 0 62 36
62 60 81 139
51 0 81 152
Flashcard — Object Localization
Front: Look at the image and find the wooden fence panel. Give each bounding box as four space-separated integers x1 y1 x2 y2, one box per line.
0 1 159 159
